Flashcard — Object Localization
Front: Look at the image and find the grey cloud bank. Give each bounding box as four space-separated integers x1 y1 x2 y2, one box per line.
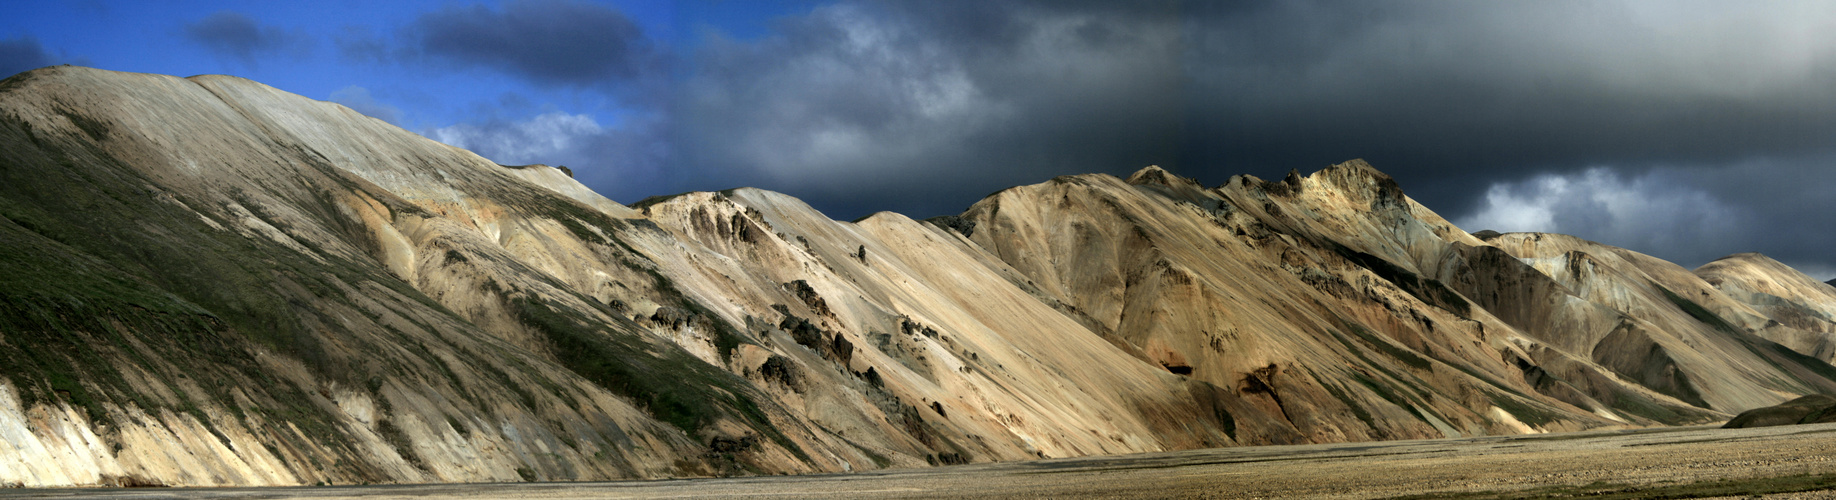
183 11 310 66
388 0 1835 277
408 0 656 86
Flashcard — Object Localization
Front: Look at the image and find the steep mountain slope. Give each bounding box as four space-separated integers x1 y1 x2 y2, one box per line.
0 66 775 486
0 66 1832 487
953 165 1729 441
1479 234 1836 410
0 66 1247 487
1695 253 1836 362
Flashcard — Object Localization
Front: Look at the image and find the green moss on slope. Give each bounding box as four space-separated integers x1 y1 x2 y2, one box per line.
508 295 809 464
1329 242 1472 318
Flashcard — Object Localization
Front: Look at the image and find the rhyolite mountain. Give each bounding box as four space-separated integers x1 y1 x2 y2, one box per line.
2 66 1835 487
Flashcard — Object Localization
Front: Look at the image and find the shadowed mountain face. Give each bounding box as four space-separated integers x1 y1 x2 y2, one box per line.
0 67 1832 487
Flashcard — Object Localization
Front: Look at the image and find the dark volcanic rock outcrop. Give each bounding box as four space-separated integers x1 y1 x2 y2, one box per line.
1723 395 1836 428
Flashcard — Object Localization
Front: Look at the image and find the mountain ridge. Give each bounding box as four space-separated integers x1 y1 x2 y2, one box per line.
0 66 1833 486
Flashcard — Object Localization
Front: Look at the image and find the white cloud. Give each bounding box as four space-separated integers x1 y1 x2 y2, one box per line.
421 110 669 203
669 2 1187 220
1457 167 1750 264
429 112 603 166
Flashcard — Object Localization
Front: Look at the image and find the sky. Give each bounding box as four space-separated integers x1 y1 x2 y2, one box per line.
2 1 1832 280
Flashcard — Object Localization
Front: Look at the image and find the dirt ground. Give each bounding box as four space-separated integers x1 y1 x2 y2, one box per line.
11 423 1836 499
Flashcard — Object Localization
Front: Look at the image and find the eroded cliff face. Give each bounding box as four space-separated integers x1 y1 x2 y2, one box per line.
957 164 1718 444
0 66 1831 487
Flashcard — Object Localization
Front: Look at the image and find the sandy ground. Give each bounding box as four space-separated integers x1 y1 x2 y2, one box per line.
10 423 1836 499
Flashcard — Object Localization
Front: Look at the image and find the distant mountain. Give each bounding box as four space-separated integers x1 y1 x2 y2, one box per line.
2 66 1834 487
1697 254 1836 362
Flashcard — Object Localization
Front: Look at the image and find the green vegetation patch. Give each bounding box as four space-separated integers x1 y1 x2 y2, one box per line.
1654 283 1739 334
508 295 808 464
1330 242 1471 318
0 209 232 421
1343 322 1434 371
1319 324 1455 432
1485 391 1559 428
1319 378 1380 436
1600 386 1702 426
556 217 608 246
0 111 497 477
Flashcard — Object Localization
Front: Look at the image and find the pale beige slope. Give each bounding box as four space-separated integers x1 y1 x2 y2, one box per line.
1696 253 1836 362
1213 163 1723 418
1202 167 1693 428
1482 233 1836 411
949 159 1836 443
0 66 808 486
169 72 893 478
499 163 636 218
1205 165 1686 423
0 66 1247 486
1212 160 1836 415
1220 163 1614 357
619 187 1255 462
1241 162 1836 416
955 165 1669 447
8 65 1836 489
0 66 1265 486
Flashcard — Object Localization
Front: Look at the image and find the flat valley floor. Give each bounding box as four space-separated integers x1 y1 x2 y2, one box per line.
12 423 1836 499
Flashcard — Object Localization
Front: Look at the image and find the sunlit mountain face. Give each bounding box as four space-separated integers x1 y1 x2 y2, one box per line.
2 66 1835 486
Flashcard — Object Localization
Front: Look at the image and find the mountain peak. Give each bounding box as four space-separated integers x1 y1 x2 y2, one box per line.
1326 158 1380 173
1708 252 1773 264
1124 165 1199 188
1313 159 1406 206
1124 164 1168 182
5 67 1836 488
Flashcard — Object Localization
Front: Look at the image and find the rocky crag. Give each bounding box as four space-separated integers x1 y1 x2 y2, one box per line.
2 67 1834 486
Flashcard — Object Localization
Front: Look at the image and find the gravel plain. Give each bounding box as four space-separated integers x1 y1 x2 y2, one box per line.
9 423 1836 499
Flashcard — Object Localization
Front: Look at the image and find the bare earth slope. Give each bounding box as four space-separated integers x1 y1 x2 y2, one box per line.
0 67 1831 487
1695 253 1836 363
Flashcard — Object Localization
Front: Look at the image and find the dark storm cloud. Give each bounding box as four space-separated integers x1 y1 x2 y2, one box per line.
183 11 310 66
405 1 1832 275
404 0 655 86
670 0 1186 219
1452 157 1836 279
371 1 669 206
1182 1 1836 210
656 0 1836 275
1172 1 1836 274
1659 158 1836 278
0 37 54 78
333 26 389 65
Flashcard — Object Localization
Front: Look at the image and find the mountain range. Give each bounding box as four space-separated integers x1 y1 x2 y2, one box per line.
2 66 1834 487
